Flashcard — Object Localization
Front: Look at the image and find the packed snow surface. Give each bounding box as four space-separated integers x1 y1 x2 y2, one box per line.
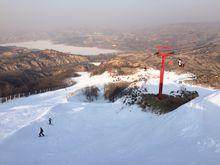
0 40 118 55
0 69 219 165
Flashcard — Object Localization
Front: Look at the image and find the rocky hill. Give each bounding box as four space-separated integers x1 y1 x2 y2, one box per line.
1 23 220 52
52 23 220 51
0 46 94 98
1 23 219 96
91 43 220 88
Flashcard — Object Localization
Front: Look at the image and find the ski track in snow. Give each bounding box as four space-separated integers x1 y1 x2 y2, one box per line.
0 69 219 165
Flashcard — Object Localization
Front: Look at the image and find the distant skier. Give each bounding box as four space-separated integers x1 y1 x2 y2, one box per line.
39 127 45 137
49 118 52 125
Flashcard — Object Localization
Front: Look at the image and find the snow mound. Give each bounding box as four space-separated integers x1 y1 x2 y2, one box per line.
0 69 219 165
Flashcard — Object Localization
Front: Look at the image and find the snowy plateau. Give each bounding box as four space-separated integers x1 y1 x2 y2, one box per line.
0 69 220 165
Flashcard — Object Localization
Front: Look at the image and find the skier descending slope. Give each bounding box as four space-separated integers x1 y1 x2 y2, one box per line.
38 127 45 137
49 118 52 125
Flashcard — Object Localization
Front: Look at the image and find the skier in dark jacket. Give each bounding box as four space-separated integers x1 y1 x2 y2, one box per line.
49 118 52 125
39 127 45 137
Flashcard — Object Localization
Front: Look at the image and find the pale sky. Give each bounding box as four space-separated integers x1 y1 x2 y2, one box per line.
0 0 220 31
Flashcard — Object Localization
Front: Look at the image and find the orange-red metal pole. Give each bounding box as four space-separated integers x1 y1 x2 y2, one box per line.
155 45 173 100
158 55 166 99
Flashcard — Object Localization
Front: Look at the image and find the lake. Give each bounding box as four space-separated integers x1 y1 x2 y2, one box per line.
0 40 118 55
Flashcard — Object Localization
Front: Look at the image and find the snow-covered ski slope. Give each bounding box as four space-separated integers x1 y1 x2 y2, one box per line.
0 69 219 165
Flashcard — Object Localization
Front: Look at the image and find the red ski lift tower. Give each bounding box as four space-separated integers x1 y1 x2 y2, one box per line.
155 45 174 100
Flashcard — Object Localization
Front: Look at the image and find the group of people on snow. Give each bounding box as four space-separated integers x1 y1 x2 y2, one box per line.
38 118 52 137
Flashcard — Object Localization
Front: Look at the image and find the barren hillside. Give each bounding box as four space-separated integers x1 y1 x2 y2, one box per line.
0 46 94 97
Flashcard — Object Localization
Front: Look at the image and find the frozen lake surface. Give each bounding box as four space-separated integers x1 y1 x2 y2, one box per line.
0 40 118 55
